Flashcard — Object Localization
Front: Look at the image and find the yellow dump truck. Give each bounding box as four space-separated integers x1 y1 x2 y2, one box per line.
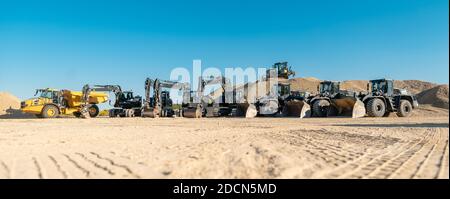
21 88 109 118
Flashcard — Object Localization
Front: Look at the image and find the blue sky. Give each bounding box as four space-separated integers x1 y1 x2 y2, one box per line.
0 0 448 100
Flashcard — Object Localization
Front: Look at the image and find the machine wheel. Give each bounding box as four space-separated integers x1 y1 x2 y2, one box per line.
312 100 330 117
366 98 386 117
127 109 135 117
73 112 82 118
41 105 59 118
396 100 413 117
88 105 100 118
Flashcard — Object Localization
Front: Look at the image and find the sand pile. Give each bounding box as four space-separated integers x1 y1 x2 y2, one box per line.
341 80 369 92
417 85 449 109
288 78 320 94
0 92 34 118
394 80 437 94
0 92 20 115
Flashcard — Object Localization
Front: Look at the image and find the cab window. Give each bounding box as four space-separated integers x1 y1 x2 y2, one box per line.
39 91 53 98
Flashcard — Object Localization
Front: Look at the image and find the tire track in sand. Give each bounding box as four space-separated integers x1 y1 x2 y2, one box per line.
340 131 432 179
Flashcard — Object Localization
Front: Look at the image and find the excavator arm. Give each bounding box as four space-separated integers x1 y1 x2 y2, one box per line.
142 78 189 118
80 84 122 118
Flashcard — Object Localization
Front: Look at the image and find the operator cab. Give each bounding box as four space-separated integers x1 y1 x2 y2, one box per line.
319 81 340 95
35 89 60 104
266 62 295 79
277 83 291 96
369 79 394 96
118 91 134 101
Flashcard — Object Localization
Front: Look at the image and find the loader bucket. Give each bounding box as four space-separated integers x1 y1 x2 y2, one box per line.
142 108 159 118
236 103 257 118
283 100 311 118
245 104 257 118
183 107 202 118
330 97 366 118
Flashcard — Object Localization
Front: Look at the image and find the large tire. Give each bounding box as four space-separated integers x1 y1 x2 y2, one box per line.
366 98 386 117
41 105 59 118
88 104 100 118
396 100 413 117
73 112 82 118
126 109 135 117
312 100 330 117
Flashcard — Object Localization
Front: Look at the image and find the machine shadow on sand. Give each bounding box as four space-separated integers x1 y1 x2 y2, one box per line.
0 107 36 119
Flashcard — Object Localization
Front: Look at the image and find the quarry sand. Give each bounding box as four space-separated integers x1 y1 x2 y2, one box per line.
0 110 448 179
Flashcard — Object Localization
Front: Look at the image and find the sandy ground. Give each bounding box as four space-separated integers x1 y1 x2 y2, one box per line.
0 109 448 179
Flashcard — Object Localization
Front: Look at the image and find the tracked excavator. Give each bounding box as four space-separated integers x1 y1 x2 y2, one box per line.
183 76 235 118
142 78 190 118
309 81 366 118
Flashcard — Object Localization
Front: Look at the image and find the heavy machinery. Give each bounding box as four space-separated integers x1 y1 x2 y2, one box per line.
102 85 143 117
266 62 296 79
80 84 131 118
283 90 312 118
21 88 108 118
238 80 311 118
309 81 366 118
183 76 235 118
360 78 419 117
142 78 190 118
238 62 310 118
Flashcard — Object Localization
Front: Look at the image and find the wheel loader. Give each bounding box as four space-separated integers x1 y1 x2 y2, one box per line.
142 78 190 118
20 88 108 118
359 78 419 117
237 62 310 118
183 76 235 118
237 80 311 118
309 81 366 118
266 62 296 79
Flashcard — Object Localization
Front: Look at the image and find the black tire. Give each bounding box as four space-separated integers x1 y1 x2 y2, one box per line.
366 98 386 117
383 111 391 117
73 112 82 118
396 100 413 117
88 104 100 118
312 100 330 117
128 109 135 117
41 105 59 118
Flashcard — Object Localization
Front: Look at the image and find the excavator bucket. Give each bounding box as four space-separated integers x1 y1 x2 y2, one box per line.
283 100 311 118
236 103 257 118
330 97 366 118
183 105 202 118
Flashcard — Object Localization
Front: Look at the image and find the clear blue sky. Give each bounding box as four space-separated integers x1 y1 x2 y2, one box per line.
1 0 448 100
